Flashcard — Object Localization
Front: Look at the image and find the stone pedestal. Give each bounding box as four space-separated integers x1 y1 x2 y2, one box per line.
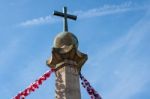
47 32 87 99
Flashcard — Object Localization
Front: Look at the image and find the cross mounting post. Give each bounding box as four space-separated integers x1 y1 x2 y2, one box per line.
53 7 77 32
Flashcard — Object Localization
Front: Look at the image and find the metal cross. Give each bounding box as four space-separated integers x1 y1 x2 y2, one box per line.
53 7 77 32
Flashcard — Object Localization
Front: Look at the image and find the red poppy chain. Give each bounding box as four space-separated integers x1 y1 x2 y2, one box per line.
13 69 102 99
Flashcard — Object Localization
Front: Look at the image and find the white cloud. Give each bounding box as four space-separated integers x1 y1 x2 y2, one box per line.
19 2 145 27
88 7 150 65
20 15 58 27
76 1 133 19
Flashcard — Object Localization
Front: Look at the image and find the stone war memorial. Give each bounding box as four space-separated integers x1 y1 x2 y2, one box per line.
13 7 102 99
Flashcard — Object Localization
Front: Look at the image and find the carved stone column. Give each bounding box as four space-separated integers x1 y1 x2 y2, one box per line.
47 32 87 99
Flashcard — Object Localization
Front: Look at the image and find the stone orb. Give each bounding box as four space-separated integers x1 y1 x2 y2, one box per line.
53 32 78 48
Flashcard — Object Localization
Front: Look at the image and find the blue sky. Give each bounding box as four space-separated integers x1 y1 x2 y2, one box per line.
0 0 150 99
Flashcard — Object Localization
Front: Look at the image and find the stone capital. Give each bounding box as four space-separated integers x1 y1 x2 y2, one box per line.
46 44 87 72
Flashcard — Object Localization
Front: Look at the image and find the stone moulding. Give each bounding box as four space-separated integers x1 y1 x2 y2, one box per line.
46 44 87 72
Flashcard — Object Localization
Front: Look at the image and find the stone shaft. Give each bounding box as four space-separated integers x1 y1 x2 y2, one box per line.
55 63 81 99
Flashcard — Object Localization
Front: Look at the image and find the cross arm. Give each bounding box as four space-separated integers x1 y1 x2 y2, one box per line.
68 14 77 20
53 11 64 17
53 11 77 20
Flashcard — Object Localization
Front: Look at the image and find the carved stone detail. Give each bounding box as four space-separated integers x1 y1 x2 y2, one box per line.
46 31 88 99
47 44 87 72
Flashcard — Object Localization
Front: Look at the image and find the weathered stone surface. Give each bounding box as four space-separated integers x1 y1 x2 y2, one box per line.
53 32 78 48
47 31 87 72
55 64 81 99
47 31 87 99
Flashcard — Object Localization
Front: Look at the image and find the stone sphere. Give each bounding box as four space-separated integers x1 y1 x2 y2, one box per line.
53 32 78 48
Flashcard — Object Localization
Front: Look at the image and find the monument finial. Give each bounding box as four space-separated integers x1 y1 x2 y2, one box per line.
53 6 77 32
